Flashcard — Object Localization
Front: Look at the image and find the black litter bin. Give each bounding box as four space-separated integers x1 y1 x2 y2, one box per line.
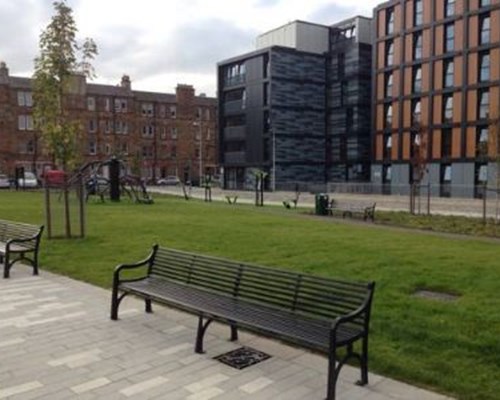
315 193 329 215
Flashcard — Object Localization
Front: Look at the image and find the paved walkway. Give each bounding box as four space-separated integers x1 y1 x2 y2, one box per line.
148 186 495 218
0 266 453 400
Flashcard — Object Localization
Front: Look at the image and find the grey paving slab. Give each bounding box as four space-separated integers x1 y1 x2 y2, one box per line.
0 265 454 399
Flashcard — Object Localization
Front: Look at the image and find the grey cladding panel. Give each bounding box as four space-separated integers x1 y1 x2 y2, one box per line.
271 51 325 83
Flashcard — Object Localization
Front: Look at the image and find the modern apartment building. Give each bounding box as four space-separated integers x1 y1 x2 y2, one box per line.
217 17 373 190
0 61 217 184
373 0 500 197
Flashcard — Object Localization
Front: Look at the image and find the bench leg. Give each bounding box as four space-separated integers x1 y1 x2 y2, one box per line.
230 322 238 342
195 315 213 354
110 280 120 320
326 344 338 400
145 298 153 313
357 335 369 386
3 253 10 279
33 251 39 275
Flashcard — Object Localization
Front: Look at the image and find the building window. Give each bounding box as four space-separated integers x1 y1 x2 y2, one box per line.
386 40 394 65
476 126 489 156
478 89 490 119
384 104 393 128
441 164 452 182
88 119 97 133
474 163 488 189
104 98 111 112
141 103 154 117
104 144 111 155
87 97 96 111
413 32 423 59
171 127 178 139
170 105 177 118
479 14 491 45
114 98 127 112
142 125 154 137
225 62 246 85
205 109 210 120
264 83 269 106
414 0 423 26
121 143 128 155
386 8 395 35
443 94 453 122
18 115 34 131
479 52 490 82
480 0 491 7
26 140 34 154
383 165 392 183
445 0 455 17
444 23 454 52
385 72 394 98
17 91 33 107
443 58 454 88
412 99 422 125
337 53 345 78
104 120 111 134
412 66 422 92
384 135 392 158
89 141 97 155
115 121 128 134
441 128 452 157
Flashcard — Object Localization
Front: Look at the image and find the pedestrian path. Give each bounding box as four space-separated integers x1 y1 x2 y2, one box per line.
0 266 454 399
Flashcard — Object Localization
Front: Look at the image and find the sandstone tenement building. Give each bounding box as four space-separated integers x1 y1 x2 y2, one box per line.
0 62 217 184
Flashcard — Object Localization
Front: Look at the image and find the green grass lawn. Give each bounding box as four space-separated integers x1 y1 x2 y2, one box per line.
1 191 499 400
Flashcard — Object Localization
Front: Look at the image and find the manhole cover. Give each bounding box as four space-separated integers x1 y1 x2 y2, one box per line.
414 290 460 302
214 346 271 370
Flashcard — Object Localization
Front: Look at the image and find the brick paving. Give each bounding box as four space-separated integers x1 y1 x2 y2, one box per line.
0 265 454 399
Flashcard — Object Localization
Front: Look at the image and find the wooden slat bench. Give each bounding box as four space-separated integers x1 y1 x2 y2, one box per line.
0 219 44 278
327 200 376 222
111 245 375 400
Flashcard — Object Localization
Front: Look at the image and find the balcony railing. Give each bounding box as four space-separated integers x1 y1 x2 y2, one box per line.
224 126 246 141
224 100 244 114
224 75 246 87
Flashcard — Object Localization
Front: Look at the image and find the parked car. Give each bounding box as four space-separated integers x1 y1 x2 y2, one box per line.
157 176 180 186
18 172 38 188
0 174 10 189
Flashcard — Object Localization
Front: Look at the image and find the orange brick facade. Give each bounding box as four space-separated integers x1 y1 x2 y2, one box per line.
373 0 500 197
0 62 218 184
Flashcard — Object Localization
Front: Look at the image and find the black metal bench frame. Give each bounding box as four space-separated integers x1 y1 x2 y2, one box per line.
0 219 44 278
327 200 376 222
111 245 375 400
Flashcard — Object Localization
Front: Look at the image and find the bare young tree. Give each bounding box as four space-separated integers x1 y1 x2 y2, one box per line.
33 0 98 238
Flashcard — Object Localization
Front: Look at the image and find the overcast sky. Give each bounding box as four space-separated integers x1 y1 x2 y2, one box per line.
0 0 380 97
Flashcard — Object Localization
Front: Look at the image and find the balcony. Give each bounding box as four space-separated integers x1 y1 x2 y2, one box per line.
224 126 246 141
224 75 246 87
224 151 246 164
224 100 244 114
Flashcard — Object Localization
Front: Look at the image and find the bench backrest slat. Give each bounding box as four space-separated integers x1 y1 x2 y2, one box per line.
151 247 373 321
0 220 42 246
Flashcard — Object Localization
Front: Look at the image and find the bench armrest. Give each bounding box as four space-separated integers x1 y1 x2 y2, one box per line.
331 282 375 333
113 244 158 285
6 226 43 249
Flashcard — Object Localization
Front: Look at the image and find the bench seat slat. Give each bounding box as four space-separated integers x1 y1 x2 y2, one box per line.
121 277 363 349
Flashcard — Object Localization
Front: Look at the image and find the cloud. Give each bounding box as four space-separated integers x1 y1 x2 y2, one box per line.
307 3 357 25
0 0 51 74
94 18 257 85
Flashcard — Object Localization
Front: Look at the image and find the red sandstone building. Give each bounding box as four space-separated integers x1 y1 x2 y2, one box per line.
0 62 218 184
373 0 500 197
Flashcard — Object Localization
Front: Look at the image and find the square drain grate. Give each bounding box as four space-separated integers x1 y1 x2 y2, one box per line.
214 346 271 370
